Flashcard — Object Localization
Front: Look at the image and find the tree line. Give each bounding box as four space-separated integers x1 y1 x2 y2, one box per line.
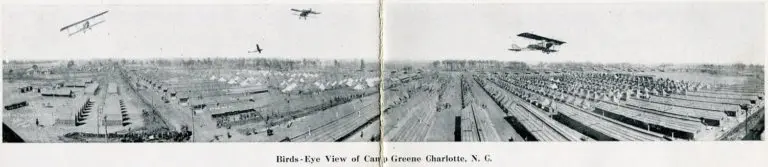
431 60 530 71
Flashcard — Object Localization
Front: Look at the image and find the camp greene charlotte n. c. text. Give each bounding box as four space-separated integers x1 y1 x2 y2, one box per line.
276 154 491 164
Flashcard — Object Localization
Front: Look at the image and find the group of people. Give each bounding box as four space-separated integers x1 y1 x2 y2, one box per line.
119 126 193 142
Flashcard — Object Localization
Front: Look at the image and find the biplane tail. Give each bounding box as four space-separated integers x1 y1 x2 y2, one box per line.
508 44 523 51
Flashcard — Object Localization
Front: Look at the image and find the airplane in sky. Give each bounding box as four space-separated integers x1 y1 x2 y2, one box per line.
290 8 321 20
59 10 109 37
248 44 263 54
508 32 566 54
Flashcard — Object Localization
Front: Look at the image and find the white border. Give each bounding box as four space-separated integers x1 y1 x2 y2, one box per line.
2 0 767 167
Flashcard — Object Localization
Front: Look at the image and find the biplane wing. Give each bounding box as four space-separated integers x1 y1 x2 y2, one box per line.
517 32 566 45
290 8 302 12
59 10 109 32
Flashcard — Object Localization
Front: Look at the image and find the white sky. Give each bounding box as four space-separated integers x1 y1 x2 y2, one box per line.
385 2 766 64
2 3 380 61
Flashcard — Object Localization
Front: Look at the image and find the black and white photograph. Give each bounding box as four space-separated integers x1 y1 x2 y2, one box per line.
383 2 765 142
2 0 768 167
2 3 382 143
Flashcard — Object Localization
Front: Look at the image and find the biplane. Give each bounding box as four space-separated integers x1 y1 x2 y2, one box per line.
508 32 566 54
290 8 321 19
248 44 263 54
59 11 109 37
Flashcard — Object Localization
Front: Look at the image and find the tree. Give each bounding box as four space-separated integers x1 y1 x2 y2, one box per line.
360 59 365 71
67 60 75 68
734 63 747 71
403 65 413 72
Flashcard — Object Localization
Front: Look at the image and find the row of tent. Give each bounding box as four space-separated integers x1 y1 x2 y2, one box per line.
236 70 321 78
197 70 379 93
280 77 380 93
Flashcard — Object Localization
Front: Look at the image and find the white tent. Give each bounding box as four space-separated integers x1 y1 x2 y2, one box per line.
366 78 379 87
353 84 365 90
548 83 558 89
282 83 298 93
317 84 326 90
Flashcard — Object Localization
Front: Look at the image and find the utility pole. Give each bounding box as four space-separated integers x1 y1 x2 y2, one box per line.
97 110 100 138
191 108 195 142
104 115 108 142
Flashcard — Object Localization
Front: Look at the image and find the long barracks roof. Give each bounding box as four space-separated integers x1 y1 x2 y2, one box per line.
165 84 229 91
623 99 726 121
208 104 262 117
176 86 269 99
595 102 703 134
188 96 240 106
40 89 73 95
85 83 100 94
162 81 224 89
226 86 268 94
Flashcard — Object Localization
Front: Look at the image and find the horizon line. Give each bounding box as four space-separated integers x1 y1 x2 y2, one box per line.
2 57 381 62
383 59 766 66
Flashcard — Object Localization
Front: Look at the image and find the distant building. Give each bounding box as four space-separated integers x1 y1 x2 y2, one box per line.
227 86 268 95
18 85 33 93
85 83 100 95
64 81 86 88
52 80 65 88
210 105 261 128
178 96 191 103
3 98 28 110
41 89 74 98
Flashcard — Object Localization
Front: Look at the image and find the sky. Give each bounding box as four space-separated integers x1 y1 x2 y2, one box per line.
385 2 766 64
2 3 380 61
